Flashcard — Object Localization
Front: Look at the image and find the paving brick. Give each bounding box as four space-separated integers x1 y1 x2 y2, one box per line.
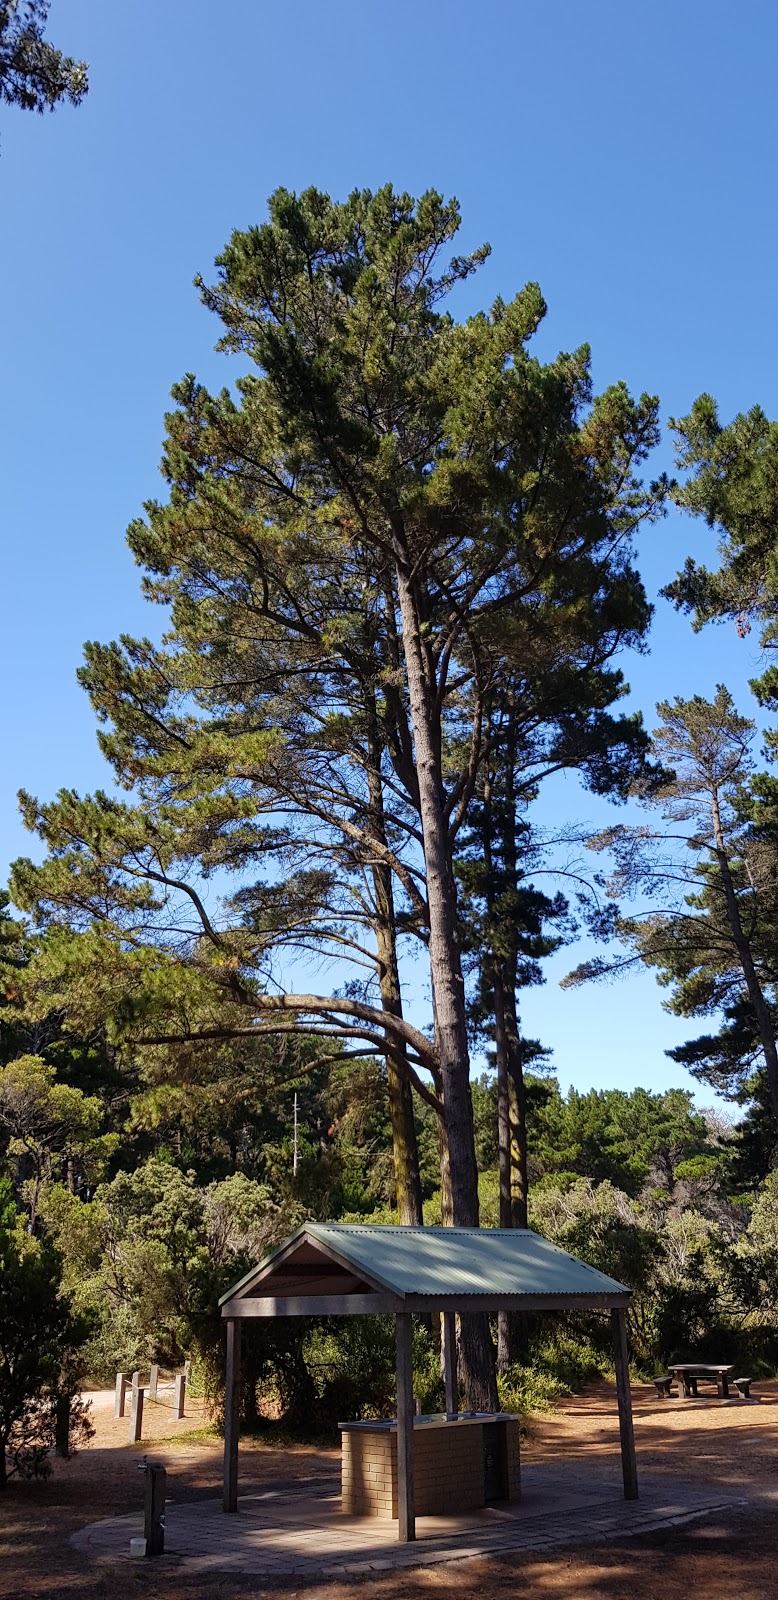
72 1459 747 1580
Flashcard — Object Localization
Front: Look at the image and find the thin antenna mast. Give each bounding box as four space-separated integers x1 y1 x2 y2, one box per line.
293 1091 298 1177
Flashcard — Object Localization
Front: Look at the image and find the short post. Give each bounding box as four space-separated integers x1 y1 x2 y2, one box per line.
143 1461 166 1557
129 1382 145 1445
611 1307 638 1500
395 1311 415 1543
55 1392 71 1458
442 1311 458 1414
183 1358 192 1382
223 1319 241 1513
114 1371 129 1419
148 1363 159 1402
173 1371 186 1420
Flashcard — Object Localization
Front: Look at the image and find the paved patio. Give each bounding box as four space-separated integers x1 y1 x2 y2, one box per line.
71 1459 746 1579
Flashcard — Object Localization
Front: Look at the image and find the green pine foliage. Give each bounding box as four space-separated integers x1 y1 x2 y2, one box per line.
0 2 87 118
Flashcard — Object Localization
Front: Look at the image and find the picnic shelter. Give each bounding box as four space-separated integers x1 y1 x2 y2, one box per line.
218 1222 637 1542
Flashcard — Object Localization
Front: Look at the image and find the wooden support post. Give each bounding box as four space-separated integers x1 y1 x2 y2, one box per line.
173 1372 186 1420
223 1319 241 1513
129 1383 145 1445
55 1393 71 1458
442 1311 458 1414
611 1307 638 1500
395 1311 415 1543
114 1372 129 1419
144 1462 166 1557
148 1364 159 1402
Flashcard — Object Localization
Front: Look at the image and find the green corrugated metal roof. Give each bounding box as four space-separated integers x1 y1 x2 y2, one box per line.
306 1224 628 1297
220 1222 630 1304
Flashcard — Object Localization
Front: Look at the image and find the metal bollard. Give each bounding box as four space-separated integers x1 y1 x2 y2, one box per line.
139 1458 166 1557
114 1371 129 1419
129 1382 145 1444
172 1372 186 1421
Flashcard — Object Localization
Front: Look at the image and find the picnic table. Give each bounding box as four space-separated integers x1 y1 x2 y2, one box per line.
669 1363 734 1398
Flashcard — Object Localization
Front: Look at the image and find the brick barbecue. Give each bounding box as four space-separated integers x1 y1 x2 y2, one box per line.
340 1412 521 1518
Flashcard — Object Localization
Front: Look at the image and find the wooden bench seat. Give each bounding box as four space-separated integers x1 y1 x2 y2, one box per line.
732 1377 753 1397
654 1374 674 1398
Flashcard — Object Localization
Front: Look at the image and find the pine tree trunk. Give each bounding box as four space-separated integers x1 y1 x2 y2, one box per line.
366 697 425 1226
375 913 424 1225
437 1110 454 1224
495 966 530 1369
394 562 480 1223
711 785 778 1133
394 555 497 1408
499 694 529 1232
494 966 513 1231
494 967 516 1372
504 982 529 1230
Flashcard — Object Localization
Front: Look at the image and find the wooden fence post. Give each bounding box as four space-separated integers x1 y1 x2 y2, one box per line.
149 1364 159 1402
129 1382 145 1444
173 1372 186 1420
114 1372 129 1419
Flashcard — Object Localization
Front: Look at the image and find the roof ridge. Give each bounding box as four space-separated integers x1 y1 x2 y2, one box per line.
313 1223 537 1233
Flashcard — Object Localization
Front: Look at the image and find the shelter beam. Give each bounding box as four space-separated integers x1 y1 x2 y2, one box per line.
611 1307 638 1500
223 1318 241 1513
395 1312 415 1542
221 1292 399 1318
403 1292 631 1314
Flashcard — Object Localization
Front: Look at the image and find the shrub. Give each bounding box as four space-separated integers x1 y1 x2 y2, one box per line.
0 1180 92 1486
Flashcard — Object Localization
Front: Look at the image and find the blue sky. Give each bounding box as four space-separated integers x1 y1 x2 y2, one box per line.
2 0 777 1106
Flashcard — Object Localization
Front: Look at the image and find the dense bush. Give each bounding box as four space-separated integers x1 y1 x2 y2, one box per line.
0 1180 92 1487
39 1158 305 1382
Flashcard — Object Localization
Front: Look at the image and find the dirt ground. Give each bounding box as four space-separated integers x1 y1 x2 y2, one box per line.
2 1381 778 1600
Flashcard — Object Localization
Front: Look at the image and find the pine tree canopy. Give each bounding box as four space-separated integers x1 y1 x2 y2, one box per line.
0 2 87 118
568 688 778 1138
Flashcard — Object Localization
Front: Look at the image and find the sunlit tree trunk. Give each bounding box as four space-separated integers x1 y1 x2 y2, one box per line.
394 555 497 1409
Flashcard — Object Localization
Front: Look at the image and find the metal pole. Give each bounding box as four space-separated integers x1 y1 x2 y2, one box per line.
395 1312 415 1542
223 1319 241 1513
293 1092 298 1176
611 1307 638 1500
